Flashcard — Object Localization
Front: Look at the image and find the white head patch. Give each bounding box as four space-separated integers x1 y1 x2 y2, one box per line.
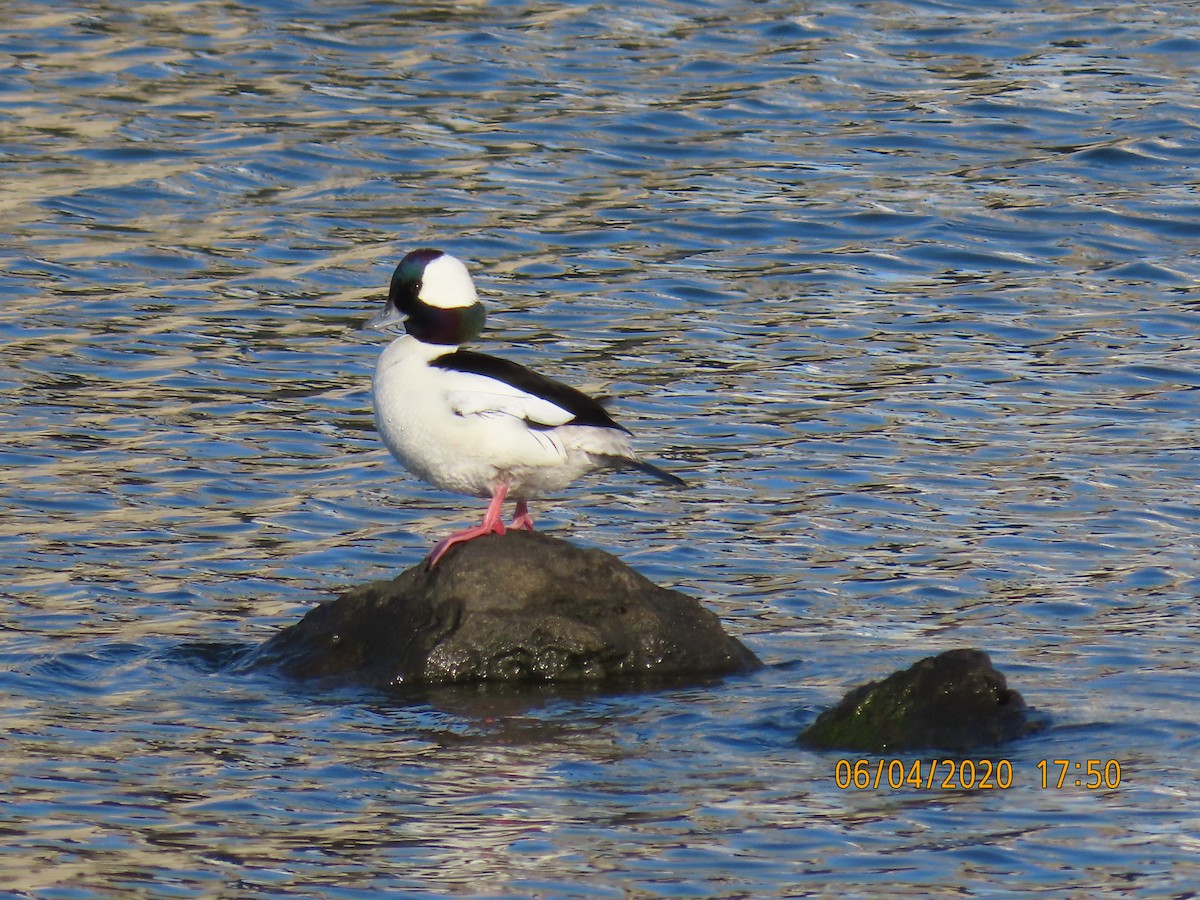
418 254 479 309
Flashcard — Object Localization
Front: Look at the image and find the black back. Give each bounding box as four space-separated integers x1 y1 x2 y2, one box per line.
432 349 629 433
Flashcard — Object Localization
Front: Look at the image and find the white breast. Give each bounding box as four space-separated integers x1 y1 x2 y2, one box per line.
372 336 636 499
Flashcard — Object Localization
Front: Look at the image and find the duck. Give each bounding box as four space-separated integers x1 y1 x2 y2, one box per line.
368 248 685 568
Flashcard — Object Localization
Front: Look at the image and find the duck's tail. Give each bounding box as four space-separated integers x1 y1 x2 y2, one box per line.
602 456 688 489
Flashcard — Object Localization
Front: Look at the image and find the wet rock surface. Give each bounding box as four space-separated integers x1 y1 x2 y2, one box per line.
244 530 761 691
798 648 1045 752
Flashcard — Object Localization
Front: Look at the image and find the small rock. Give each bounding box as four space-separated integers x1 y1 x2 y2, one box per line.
244 530 761 690
798 648 1044 752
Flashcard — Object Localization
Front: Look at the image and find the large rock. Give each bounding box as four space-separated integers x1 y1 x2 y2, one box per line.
798 648 1044 752
244 530 761 690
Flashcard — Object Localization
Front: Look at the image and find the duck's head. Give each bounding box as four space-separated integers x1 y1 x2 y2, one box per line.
368 248 486 344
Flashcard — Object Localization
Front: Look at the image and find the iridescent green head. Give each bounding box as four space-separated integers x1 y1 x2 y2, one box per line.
368 248 486 345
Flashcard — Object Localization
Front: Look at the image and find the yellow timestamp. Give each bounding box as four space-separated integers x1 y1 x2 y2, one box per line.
1037 758 1122 789
833 758 1124 790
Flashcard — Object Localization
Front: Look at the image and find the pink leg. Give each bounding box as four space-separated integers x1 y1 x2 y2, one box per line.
509 499 536 532
428 483 509 569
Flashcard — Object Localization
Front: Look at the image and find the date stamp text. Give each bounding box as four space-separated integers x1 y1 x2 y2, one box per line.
834 758 1122 790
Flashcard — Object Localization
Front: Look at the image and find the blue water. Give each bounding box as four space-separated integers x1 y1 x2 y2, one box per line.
3 0 1200 895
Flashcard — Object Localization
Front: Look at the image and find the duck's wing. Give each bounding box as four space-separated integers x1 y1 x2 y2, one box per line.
432 349 629 432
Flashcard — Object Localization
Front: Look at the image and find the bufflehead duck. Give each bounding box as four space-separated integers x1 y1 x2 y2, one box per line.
369 248 685 567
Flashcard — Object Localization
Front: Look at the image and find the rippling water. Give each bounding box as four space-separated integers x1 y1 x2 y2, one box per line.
3 0 1200 895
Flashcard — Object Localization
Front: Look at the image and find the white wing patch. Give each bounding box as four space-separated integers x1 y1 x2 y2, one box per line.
442 370 574 427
